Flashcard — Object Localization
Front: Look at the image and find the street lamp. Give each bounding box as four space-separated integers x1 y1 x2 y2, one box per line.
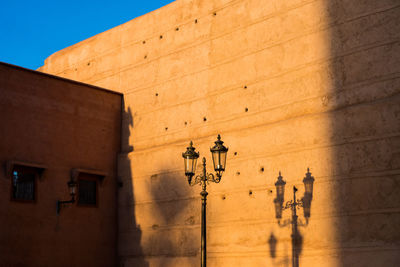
56 178 77 215
182 134 228 267
272 169 315 267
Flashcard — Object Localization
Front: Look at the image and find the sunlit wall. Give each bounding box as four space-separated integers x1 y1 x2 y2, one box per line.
39 0 400 266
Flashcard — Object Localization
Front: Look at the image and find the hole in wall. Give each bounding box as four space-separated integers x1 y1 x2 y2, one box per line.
213 12 217 16
165 127 168 131
195 19 198 23
234 152 237 156
222 195 226 200
260 167 264 172
160 35 163 39
236 171 240 176
245 107 248 112
249 190 253 196
144 55 147 59
203 117 207 122
155 93 158 96
87 62 90 66
176 27 179 31
184 121 188 125
142 40 146 44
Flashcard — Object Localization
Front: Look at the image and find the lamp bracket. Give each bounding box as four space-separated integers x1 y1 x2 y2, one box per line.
190 171 222 186
189 175 203 186
206 173 221 184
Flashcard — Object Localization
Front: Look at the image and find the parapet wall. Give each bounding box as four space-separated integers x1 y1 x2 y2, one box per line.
40 0 400 266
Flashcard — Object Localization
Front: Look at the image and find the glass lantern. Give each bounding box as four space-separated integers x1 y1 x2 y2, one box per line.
182 141 200 184
67 180 77 197
210 134 228 177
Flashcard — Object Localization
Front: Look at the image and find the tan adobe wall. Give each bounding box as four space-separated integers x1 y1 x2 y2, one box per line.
0 62 122 267
39 0 400 266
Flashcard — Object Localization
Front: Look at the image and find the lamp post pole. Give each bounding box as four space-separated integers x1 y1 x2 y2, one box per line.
200 158 208 267
182 135 228 267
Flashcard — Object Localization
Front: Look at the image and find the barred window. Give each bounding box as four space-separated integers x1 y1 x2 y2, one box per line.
12 165 37 201
77 173 98 206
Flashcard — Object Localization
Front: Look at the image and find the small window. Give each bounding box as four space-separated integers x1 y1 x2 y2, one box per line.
11 165 38 202
78 173 98 206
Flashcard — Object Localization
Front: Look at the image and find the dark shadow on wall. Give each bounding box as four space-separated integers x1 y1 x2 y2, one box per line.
118 105 148 267
268 232 290 267
148 169 199 266
326 1 400 266
119 105 198 266
268 233 278 259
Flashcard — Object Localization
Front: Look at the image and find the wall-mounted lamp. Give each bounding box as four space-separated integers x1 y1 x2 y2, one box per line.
56 179 77 215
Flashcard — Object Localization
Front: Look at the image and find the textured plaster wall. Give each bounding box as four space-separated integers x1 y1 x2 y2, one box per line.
39 0 400 266
0 63 122 267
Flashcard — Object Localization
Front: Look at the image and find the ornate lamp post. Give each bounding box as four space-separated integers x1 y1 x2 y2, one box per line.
273 169 315 267
182 134 228 267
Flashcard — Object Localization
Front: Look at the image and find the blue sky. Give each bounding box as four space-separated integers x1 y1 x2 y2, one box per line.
0 0 175 70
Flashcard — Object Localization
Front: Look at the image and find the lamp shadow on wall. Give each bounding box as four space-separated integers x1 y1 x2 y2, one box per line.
272 201 306 267
270 169 314 267
118 105 148 267
268 232 290 267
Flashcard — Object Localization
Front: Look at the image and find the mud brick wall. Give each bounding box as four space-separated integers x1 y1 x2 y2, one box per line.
39 0 400 266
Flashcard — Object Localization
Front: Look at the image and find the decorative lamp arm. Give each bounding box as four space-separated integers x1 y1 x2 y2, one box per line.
189 175 203 186
207 173 221 183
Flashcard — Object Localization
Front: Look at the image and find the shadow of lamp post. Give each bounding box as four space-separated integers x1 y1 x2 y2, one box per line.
273 169 315 267
182 134 228 267
56 178 77 215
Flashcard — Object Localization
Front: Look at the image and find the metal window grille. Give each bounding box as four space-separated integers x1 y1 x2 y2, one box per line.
78 179 97 205
12 170 35 201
